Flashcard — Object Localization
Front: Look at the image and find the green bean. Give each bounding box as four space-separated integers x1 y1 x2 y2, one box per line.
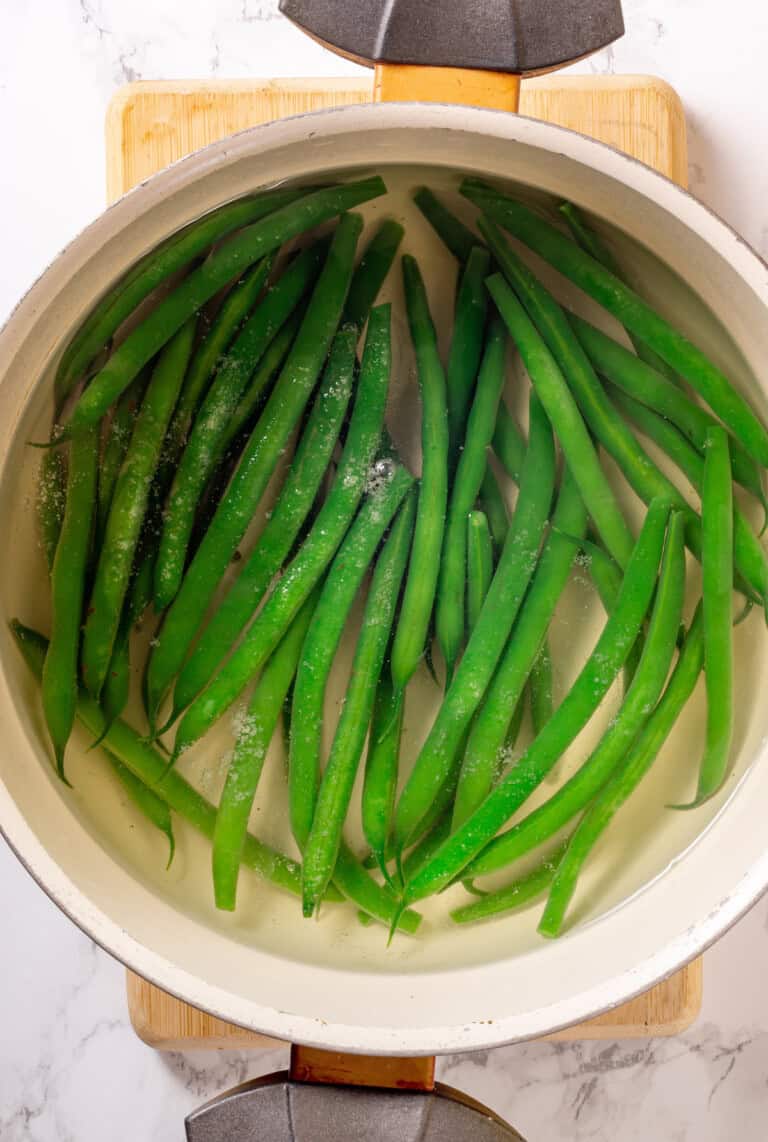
403 811 452 882
171 304 402 756
96 548 156 744
287 480 415 849
452 841 569 924
54 186 305 409
468 510 686 878
363 806 453 883
453 467 587 827
342 219 404 331
466 510 494 634
437 318 507 682
362 837 396 872
64 180 385 433
103 650 133 750
570 312 767 520
13 621 305 897
402 498 670 904
82 320 196 698
576 533 643 690
464 502 520 816
302 492 417 915
378 731 475 890
390 256 449 692
611 386 768 605
487 273 634 569
582 537 622 613
559 201 684 387
463 180 768 467
41 425 99 778
144 214 364 725
219 309 302 455
505 689 526 750
213 589 318 911
529 640 554 736
97 372 148 539
412 186 479 263
331 845 421 933
446 246 492 468
478 465 509 552
106 751 175 867
175 253 272 421
172 329 355 714
539 604 705 937
37 448 67 572
492 401 527 483
98 624 131 743
687 427 734 805
394 390 556 852
153 249 323 611
362 665 405 881
484 398 525 557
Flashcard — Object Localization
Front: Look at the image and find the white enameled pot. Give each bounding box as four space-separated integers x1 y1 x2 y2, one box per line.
2 100 768 1055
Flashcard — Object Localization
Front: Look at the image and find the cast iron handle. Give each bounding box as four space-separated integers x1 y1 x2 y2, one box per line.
280 0 624 110
185 1072 527 1141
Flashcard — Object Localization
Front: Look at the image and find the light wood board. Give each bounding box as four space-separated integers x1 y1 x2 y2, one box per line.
108 74 700 1048
105 75 688 200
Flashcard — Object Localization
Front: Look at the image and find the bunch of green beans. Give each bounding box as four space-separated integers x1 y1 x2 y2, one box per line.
539 605 705 936
462 178 768 466
153 249 317 611
402 498 671 906
171 302 399 757
22 176 766 943
558 200 684 387
145 212 366 727
302 492 416 914
394 389 556 854
62 180 385 435
82 320 197 698
54 186 306 409
287 462 414 849
569 312 767 520
452 466 587 828
467 509 686 878
173 329 356 713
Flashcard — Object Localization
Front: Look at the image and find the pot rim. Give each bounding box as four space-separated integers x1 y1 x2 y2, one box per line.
2 100 768 1053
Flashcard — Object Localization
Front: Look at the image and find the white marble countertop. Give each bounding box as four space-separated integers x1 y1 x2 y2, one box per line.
2 1 768 1139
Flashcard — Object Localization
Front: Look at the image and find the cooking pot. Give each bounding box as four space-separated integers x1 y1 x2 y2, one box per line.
2 0 768 1103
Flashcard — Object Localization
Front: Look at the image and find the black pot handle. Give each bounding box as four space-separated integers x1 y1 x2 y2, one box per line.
279 0 624 76
186 1071 528 1141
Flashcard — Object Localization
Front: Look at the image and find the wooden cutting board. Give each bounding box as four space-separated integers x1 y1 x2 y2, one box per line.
107 74 700 1047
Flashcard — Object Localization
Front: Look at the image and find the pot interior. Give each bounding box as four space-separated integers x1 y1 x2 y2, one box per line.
1 112 767 1047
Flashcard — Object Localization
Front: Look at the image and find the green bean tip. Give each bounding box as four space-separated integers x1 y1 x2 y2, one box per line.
27 436 68 450
54 747 73 788
667 790 718 812
164 826 176 870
